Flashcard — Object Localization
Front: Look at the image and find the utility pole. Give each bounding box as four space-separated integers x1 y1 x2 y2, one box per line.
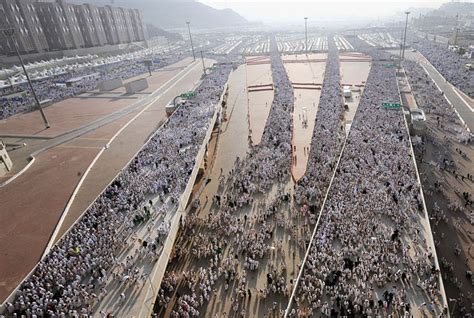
1 28 50 128
399 28 404 65
186 21 196 61
304 17 308 54
454 27 459 46
166 37 171 54
453 14 459 46
401 11 410 61
200 50 206 75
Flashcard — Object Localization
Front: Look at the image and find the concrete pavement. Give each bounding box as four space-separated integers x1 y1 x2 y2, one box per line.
388 50 473 132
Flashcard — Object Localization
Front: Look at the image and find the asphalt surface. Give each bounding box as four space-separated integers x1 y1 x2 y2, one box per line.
388 49 473 132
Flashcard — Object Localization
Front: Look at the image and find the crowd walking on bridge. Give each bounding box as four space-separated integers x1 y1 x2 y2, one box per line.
3 61 232 317
1 31 462 317
290 59 445 317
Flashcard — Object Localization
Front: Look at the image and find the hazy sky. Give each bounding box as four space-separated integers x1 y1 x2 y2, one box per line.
199 0 447 25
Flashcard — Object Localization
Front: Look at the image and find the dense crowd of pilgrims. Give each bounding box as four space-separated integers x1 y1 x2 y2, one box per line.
404 58 471 145
155 35 301 317
404 57 472 191
403 59 473 312
3 61 232 317
294 37 345 209
0 33 452 317
411 36 473 98
289 58 445 317
0 51 187 120
154 36 445 318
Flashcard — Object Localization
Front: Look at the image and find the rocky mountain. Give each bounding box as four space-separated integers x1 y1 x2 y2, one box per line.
68 0 247 28
145 24 182 41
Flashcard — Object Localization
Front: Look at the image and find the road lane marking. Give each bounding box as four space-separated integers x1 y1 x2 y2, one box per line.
43 59 203 257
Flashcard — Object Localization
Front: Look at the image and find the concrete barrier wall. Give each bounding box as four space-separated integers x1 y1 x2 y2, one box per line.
125 78 148 94
98 77 123 91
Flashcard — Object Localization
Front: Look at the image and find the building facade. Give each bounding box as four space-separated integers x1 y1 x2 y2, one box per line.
84 4 107 46
130 9 146 42
99 5 119 45
0 0 49 55
108 5 129 44
121 7 135 42
35 1 75 50
74 4 107 47
57 0 85 49
0 0 146 56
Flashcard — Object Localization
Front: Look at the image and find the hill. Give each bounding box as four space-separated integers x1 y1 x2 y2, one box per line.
68 0 247 28
145 25 183 40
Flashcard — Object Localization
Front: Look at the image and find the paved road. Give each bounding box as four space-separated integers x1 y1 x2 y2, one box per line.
54 59 211 243
388 49 473 132
0 146 100 302
90 58 223 317
246 56 274 145
0 59 194 138
283 54 326 181
0 59 196 180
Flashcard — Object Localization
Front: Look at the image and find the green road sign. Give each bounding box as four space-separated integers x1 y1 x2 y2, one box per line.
382 102 401 109
180 91 196 99
385 63 395 68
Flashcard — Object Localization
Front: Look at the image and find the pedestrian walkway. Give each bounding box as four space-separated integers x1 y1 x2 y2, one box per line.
401 51 474 132
283 54 327 181
92 197 175 317
245 58 274 145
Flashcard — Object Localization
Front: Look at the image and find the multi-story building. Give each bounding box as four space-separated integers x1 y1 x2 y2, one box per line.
99 5 119 45
130 9 146 42
0 0 49 55
107 5 128 44
57 0 85 49
84 4 107 46
74 3 107 47
35 1 75 50
0 0 146 56
121 7 135 42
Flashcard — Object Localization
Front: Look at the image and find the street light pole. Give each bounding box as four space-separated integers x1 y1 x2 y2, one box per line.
186 21 196 61
304 17 308 55
200 50 206 75
2 28 50 128
166 37 171 54
399 28 404 66
401 11 410 61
